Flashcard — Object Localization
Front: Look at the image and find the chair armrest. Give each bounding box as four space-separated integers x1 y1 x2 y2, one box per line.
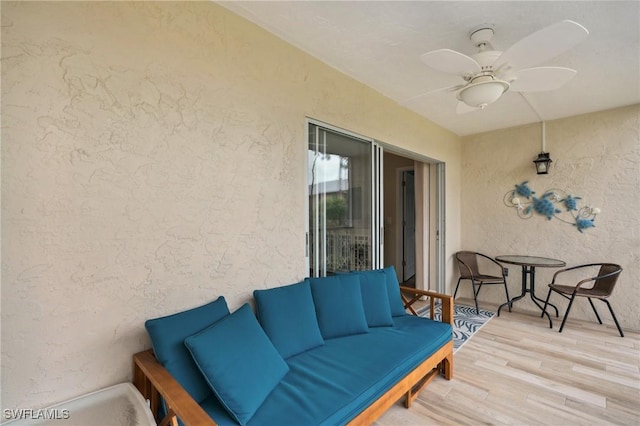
133 350 216 426
552 263 594 280
399 286 454 326
551 264 621 287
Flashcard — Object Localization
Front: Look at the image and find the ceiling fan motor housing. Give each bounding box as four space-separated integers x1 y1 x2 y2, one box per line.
469 24 495 47
471 50 503 71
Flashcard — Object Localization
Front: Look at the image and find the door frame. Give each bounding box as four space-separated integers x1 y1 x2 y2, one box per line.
396 166 416 283
380 144 445 292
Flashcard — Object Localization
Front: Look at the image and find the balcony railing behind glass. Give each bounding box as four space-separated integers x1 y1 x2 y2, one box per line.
325 229 370 273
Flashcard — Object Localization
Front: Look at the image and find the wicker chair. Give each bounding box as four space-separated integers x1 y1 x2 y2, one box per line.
542 263 624 337
454 251 511 314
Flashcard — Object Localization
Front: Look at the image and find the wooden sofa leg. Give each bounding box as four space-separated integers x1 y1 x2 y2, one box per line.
440 353 453 380
446 352 454 379
404 367 440 409
133 360 160 422
404 390 413 408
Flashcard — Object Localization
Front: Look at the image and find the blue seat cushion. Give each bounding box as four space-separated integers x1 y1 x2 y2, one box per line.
254 280 324 359
355 270 394 327
184 304 289 426
309 274 369 339
145 296 229 404
200 315 452 426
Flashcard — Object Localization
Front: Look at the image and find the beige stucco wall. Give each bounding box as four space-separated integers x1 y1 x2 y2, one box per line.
1 1 461 409
460 105 640 331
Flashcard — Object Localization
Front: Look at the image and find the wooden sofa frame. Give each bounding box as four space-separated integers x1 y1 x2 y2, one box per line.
133 287 454 426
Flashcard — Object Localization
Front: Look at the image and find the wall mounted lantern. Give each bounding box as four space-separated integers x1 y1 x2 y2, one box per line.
533 152 552 174
532 121 552 174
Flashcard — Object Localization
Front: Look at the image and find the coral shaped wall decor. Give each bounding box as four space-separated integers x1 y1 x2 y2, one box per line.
504 181 600 233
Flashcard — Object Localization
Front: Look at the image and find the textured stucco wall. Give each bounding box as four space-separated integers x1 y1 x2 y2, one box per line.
1 1 461 409
460 105 640 331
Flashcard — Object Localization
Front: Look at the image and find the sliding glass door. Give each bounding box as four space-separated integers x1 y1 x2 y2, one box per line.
307 122 382 277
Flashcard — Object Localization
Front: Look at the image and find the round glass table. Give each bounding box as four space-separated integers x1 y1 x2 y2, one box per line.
495 255 566 327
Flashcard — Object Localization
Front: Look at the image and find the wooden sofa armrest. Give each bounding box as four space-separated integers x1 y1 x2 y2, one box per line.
133 349 216 426
399 286 454 326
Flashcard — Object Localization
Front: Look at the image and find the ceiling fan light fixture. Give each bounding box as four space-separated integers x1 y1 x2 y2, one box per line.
457 77 510 108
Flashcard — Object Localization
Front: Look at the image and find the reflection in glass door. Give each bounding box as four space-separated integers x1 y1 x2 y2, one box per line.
308 123 382 277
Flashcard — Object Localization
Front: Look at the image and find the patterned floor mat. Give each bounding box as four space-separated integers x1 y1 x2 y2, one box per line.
417 304 495 352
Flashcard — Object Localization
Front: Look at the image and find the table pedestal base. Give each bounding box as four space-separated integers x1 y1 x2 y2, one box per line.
497 265 558 328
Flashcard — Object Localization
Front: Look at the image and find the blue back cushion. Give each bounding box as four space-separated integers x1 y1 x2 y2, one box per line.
184 304 289 426
309 274 369 339
254 280 324 359
356 270 394 327
145 296 229 403
382 266 406 316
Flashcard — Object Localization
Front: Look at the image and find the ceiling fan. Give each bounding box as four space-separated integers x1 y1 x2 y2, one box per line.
413 20 589 114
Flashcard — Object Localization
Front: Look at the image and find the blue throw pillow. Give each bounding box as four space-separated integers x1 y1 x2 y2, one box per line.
254 280 324 359
382 266 407 316
184 304 289 426
145 296 230 403
309 274 369 339
356 270 394 327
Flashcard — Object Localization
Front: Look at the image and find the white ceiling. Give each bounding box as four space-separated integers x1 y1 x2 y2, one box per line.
220 1 640 136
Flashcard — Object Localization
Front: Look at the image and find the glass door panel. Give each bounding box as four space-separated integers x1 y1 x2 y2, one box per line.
308 124 378 277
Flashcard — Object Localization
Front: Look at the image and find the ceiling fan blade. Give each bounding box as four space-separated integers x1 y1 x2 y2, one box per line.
401 84 464 105
510 67 577 92
493 20 589 70
456 101 480 114
420 49 481 77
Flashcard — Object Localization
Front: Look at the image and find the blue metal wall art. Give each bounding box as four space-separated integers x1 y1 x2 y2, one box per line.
504 181 600 233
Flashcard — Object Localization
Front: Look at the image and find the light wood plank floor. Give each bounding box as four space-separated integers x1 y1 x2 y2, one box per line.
376 300 640 425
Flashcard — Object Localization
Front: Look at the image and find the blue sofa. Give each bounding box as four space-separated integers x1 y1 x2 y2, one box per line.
133 267 454 426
